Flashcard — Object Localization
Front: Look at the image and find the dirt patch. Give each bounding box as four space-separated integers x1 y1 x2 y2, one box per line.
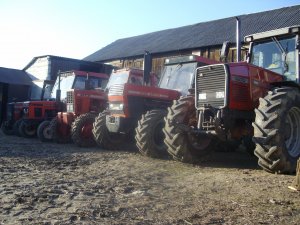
0 132 299 224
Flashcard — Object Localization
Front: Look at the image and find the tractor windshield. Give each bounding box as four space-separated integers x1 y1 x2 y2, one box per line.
159 62 197 95
52 74 108 99
73 76 108 90
250 36 297 81
30 80 54 100
106 71 129 90
51 75 75 99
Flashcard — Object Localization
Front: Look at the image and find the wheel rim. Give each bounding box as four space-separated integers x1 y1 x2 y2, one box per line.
43 126 52 139
285 106 300 158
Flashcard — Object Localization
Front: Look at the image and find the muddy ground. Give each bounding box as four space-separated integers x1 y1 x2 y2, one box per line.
0 132 299 225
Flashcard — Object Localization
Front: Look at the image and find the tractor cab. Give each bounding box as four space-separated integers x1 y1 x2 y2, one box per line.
159 55 219 95
51 70 109 102
245 26 299 82
106 68 157 91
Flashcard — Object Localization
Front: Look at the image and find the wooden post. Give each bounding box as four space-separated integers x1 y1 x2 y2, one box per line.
288 159 300 191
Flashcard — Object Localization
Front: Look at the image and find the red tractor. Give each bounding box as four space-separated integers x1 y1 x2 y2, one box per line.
163 25 300 173
1 80 56 137
92 53 218 157
43 70 109 147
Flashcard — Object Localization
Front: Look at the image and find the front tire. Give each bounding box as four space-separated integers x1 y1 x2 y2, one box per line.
49 117 70 144
18 120 37 138
253 87 300 173
71 113 96 147
37 120 52 142
92 112 127 150
135 109 168 158
163 96 215 163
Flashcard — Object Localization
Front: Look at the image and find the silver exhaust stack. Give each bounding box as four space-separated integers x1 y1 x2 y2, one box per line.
236 17 241 62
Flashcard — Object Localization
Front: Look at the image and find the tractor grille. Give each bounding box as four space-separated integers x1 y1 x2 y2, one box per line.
66 91 74 104
196 64 227 108
108 84 125 96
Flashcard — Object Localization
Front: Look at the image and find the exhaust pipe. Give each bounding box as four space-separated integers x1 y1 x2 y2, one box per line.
56 71 61 103
236 17 241 62
143 51 152 85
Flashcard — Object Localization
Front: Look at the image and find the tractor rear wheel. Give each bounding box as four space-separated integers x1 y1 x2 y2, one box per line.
253 87 300 173
135 109 168 158
18 120 37 138
71 113 96 147
163 96 215 163
37 120 52 142
92 112 127 150
1 121 14 135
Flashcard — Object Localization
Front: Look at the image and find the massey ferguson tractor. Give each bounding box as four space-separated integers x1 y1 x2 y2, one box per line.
92 52 218 157
38 70 110 147
163 25 300 173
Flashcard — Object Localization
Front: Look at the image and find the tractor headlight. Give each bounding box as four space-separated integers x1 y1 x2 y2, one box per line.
23 107 29 115
109 103 124 111
216 91 225 99
198 93 207 100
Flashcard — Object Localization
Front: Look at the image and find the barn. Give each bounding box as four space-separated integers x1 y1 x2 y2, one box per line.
84 5 300 75
0 68 32 124
23 55 113 100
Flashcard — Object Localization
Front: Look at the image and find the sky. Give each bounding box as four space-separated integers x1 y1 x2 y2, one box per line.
1 0 300 69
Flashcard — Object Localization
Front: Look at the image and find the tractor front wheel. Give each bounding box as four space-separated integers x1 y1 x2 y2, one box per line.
37 120 52 142
49 117 70 144
92 112 127 150
135 109 168 158
253 87 300 173
71 113 96 147
18 120 37 138
163 96 215 163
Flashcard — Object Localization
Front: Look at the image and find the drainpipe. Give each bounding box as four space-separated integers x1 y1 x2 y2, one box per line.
236 17 241 62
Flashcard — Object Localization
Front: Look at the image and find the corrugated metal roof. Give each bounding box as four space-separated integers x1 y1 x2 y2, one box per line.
0 67 32 85
84 5 300 62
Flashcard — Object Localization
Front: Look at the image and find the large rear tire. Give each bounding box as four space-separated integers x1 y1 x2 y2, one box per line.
135 109 168 158
92 112 127 150
253 87 300 173
71 113 96 147
18 120 37 138
163 96 215 163
37 120 52 142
